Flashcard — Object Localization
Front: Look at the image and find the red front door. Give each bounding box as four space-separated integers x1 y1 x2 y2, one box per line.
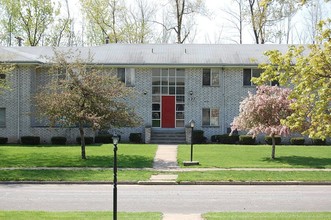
162 96 175 128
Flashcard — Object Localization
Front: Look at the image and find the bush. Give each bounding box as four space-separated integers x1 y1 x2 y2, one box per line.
290 137 305 145
51 136 67 145
129 133 142 143
21 136 40 145
311 138 326 145
0 137 8 144
76 137 94 145
265 136 282 145
95 135 113 144
192 130 206 144
211 134 239 144
239 135 256 145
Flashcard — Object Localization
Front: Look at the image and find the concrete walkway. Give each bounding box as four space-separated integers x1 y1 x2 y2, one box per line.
153 145 179 169
163 214 203 220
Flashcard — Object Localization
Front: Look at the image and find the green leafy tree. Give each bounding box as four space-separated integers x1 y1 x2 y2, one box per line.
0 63 14 93
34 49 141 159
255 19 331 139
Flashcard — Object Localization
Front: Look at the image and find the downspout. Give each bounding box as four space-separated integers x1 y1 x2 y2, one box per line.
17 67 20 143
222 67 226 134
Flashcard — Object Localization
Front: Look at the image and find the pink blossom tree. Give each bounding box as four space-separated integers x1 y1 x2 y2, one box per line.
231 85 293 159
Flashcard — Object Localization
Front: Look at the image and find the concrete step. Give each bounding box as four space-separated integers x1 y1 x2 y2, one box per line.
151 130 186 144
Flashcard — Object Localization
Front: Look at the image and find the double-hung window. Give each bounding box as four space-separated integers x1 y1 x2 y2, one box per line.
0 108 5 127
202 108 219 126
243 68 262 86
203 69 219 86
117 68 135 87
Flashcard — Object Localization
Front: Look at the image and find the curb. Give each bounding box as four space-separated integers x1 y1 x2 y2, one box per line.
1 181 331 185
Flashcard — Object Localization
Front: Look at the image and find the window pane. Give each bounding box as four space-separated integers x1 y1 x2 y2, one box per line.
176 69 185 77
243 69 252 86
152 95 160 102
152 104 160 111
162 77 168 85
152 77 160 85
176 112 184 119
211 70 219 86
162 86 168 94
0 74 6 79
252 69 263 78
271 80 279 86
169 77 175 86
210 108 219 126
176 96 185 103
176 120 184 127
169 87 175 94
176 77 184 86
125 68 135 87
202 108 210 126
176 104 184 111
152 112 160 119
203 69 211 86
152 87 160 94
152 69 160 77
169 68 176 76
162 69 168 77
0 108 5 127
152 120 160 127
176 87 184 94
117 68 125 83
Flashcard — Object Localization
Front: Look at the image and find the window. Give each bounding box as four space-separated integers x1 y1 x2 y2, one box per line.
202 108 219 126
0 74 6 80
0 108 5 127
203 69 219 86
243 68 263 86
117 68 135 87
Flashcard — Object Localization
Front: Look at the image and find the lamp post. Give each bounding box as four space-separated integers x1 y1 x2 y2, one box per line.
112 134 119 220
189 119 195 161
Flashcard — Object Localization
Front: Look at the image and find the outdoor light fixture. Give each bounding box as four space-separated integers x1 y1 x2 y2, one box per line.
112 134 119 220
189 90 193 95
183 120 199 166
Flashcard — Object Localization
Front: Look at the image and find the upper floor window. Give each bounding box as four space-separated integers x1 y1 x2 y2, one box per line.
243 68 279 86
203 68 219 86
0 74 6 80
0 108 5 127
117 68 135 87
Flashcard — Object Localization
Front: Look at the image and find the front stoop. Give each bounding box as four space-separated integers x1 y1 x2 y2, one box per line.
163 213 203 220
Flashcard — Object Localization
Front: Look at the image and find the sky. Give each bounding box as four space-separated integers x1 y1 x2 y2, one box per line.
68 0 331 44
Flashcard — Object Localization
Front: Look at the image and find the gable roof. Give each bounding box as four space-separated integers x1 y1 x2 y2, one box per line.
0 44 292 67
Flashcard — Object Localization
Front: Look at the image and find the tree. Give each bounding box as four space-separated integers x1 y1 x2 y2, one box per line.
255 19 331 140
0 63 14 93
0 0 20 46
34 49 141 159
231 86 293 159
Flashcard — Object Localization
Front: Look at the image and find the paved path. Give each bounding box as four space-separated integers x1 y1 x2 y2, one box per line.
153 145 179 169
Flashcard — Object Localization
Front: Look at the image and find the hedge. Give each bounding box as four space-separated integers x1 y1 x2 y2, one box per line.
239 135 256 145
95 134 113 144
129 133 142 143
290 137 305 145
265 136 282 145
211 134 239 144
76 137 94 145
311 138 326 145
51 136 67 145
0 137 8 144
21 136 40 145
193 130 206 144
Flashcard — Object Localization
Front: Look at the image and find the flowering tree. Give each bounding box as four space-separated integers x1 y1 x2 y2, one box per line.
35 49 141 159
231 85 293 159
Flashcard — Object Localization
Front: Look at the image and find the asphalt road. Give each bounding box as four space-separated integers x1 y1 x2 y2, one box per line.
1 184 331 213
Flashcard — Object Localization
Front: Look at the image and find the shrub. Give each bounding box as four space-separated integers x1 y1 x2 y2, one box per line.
76 137 94 145
21 136 40 145
0 137 8 144
290 137 305 145
95 134 113 144
51 136 67 145
192 130 206 144
311 138 326 145
239 135 256 145
129 133 142 143
211 134 239 144
265 136 282 145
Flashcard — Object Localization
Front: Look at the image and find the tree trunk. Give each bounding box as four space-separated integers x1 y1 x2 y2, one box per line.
79 122 86 160
271 134 276 160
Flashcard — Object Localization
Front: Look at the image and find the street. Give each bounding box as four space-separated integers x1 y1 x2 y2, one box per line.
1 184 331 213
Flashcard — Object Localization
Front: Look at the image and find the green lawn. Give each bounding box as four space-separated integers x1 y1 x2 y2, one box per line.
0 169 156 182
0 211 162 220
176 170 331 182
178 145 331 168
203 212 331 220
0 144 157 168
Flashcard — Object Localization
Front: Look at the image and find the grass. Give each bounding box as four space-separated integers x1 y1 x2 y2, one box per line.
0 169 156 182
0 144 157 168
176 170 331 182
203 212 331 220
178 145 331 168
0 211 162 220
